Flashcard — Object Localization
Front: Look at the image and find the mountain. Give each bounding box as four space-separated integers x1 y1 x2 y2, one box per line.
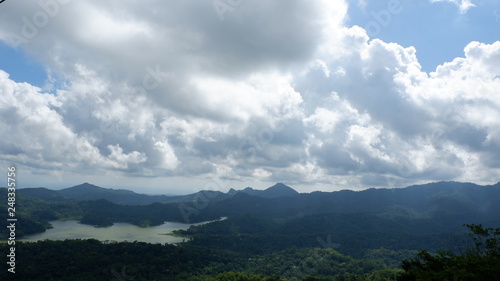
57 182 183 205
239 183 298 198
175 189 232 204
264 182 299 197
192 181 500 228
3 180 500 238
14 181 500 222
227 188 238 196
18 187 68 201
19 182 300 206
0 188 83 238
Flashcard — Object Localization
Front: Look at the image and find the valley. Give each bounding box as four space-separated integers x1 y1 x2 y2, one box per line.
1 181 499 280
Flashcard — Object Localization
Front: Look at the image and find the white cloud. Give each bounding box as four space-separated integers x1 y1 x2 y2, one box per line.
429 0 476 14
252 168 272 179
107 144 147 169
305 107 341 134
153 140 179 171
0 0 498 191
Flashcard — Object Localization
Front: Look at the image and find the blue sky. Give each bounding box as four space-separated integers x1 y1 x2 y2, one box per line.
2 0 499 87
0 0 499 193
0 41 46 87
346 0 500 72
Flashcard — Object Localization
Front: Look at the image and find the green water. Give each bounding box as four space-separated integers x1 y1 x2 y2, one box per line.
19 220 193 244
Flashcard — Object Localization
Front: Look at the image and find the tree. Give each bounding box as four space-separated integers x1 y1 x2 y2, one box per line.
398 224 500 281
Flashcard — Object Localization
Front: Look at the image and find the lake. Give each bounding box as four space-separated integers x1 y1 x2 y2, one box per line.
20 220 195 244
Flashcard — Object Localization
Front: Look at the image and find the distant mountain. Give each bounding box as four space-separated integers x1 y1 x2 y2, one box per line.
20 183 184 205
15 181 500 220
264 183 299 197
0 188 83 238
53 183 183 205
18 187 68 202
3 180 500 237
227 188 238 196
175 190 232 204
18 182 301 206
193 181 500 228
239 183 299 198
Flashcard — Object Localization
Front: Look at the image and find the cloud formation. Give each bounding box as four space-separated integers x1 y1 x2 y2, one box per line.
0 0 498 190
429 0 475 14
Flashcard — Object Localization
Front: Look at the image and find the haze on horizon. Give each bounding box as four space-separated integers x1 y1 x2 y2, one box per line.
0 0 499 194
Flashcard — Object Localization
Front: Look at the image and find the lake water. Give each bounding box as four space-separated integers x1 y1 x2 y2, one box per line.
20 220 194 244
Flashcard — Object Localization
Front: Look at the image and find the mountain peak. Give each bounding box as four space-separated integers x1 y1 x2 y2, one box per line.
265 183 298 197
59 183 106 197
236 183 298 198
72 182 101 189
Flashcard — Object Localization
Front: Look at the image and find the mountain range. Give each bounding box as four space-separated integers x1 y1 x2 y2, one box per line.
2 180 499 238
17 182 299 205
2 181 499 280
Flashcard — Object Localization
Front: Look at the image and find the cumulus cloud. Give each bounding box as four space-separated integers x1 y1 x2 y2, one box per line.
0 0 498 190
107 144 147 169
429 0 476 14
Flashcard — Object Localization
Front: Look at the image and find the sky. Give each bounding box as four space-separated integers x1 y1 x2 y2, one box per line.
0 0 499 194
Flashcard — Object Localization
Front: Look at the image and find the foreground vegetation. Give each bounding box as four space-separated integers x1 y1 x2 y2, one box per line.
1 224 498 280
1 183 499 280
398 224 500 280
0 239 402 280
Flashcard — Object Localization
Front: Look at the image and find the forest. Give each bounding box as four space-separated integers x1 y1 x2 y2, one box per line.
1 181 499 280
0 223 498 280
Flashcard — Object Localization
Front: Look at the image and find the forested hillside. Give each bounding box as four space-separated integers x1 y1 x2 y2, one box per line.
3 181 499 233
1 181 499 280
1 224 498 280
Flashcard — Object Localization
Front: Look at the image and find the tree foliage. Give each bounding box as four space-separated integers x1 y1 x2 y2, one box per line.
0 239 403 281
398 224 500 281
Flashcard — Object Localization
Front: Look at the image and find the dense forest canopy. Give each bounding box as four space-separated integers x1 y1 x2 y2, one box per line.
0 181 499 280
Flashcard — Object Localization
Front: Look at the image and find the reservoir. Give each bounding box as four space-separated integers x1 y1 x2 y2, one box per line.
20 220 194 244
